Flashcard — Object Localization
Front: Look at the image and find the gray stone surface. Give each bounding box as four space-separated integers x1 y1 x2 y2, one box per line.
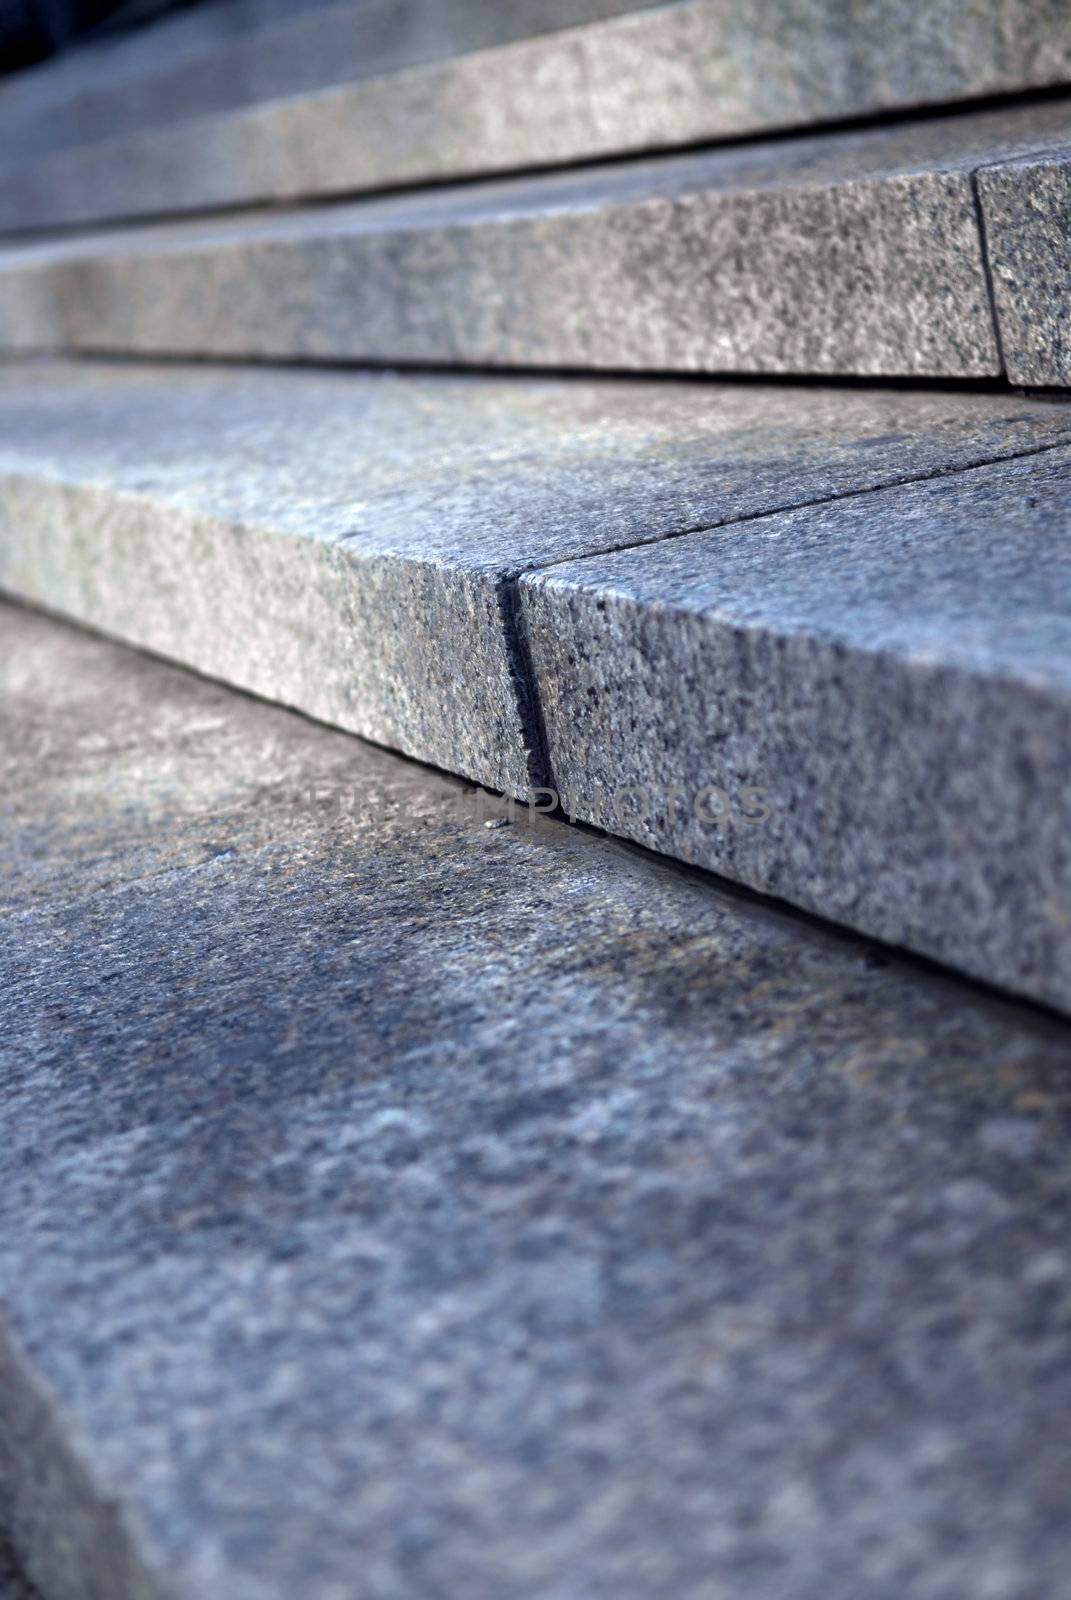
5 361 1071 802
521 447 1071 1014
2 0 1071 232
5 601 1071 1600
977 150 1071 387
10 102 1071 374
0 0 648 163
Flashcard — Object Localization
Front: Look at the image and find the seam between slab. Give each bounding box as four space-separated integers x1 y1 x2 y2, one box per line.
493 433 1071 814
495 574 557 794
510 434 1071 577
972 142 1071 175
970 165 1009 377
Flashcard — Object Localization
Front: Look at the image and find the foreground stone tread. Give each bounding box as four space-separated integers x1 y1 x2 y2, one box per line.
3 360 1070 802
1 0 1070 232
520 448 1071 1012
3 601 1071 1600
5 103 1071 376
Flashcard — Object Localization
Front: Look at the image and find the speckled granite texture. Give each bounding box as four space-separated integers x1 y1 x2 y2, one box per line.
4 361 1071 801
5 101 1071 375
521 447 1071 1013
3 602 1071 1600
1 0 1070 231
977 151 1071 387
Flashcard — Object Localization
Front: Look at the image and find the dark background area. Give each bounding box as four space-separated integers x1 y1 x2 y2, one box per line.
0 0 190 72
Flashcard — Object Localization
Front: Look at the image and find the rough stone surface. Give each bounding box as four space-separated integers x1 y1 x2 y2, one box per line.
0 0 648 163
2 0 1071 232
0 129 991 375
521 447 1071 1014
12 102 1071 374
977 150 1071 387
5 362 1071 800
4 602 1071 1600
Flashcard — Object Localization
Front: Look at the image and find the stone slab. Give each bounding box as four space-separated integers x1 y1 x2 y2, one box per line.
977 150 1071 387
520 447 1071 1014
11 102 1071 374
4 599 1071 1600
0 0 647 163
4 362 1071 801
8 101 1071 376
3 1 1071 232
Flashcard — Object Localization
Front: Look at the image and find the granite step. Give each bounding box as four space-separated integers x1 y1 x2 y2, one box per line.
521 447 1071 1014
1 358 1071 1010
0 0 650 164
4 101 1071 380
0 0 1069 233
3 598 1071 1600
977 150 1071 387
0 358 1069 793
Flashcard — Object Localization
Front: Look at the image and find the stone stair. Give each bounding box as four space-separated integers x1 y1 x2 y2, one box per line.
2 3 1071 1598
5 598 1071 1600
2 359 1071 1009
0 0 1068 229
4 100 1071 377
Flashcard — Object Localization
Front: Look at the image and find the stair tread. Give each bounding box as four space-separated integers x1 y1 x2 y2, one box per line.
4 102 1071 379
0 0 648 160
3 599 1071 1600
522 450 1071 1010
1 359 1071 1010
0 0 1068 231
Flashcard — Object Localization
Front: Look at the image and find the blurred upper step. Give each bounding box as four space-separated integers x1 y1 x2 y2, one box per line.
4 100 1071 381
0 0 652 162
1 0 1070 232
